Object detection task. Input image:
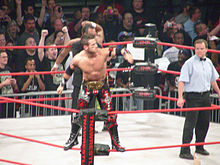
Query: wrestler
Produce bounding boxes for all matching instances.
[57,34,133,152]
[52,21,104,150]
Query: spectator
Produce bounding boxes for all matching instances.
[194,22,220,42]
[38,29,65,115]
[45,18,64,44]
[53,4,67,24]
[68,8,81,39]
[90,12,104,27]
[44,4,66,35]
[129,0,154,32]
[67,6,91,39]
[0,32,14,69]
[16,0,46,32]
[0,32,6,47]
[0,2,18,21]
[21,0,35,12]
[43,0,56,24]
[16,14,40,46]
[17,57,45,116]
[0,5,12,33]
[175,2,192,24]
[183,6,201,42]
[14,37,40,72]
[5,20,20,45]
[162,31,185,63]
[160,19,192,47]
[5,39,15,70]
[194,22,220,66]
[102,6,121,42]
[96,0,124,15]
[17,57,45,93]
[0,50,19,118]
[166,49,191,109]
[1,3,10,17]
[118,11,135,35]
[53,26,70,55]
[38,29,64,91]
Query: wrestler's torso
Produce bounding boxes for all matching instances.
[75,49,107,81]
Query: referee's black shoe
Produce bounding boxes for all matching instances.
[195,149,210,155]
[179,153,193,160]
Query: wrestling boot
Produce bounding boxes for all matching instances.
[108,125,125,152]
[64,123,80,151]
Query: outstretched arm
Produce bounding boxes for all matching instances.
[51,38,80,71]
[15,0,22,26]
[209,23,220,36]
[38,29,48,62]
[37,0,47,28]
[62,26,71,45]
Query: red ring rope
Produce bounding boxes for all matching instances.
[1,40,220,54]
[0,96,79,113]
[0,158,30,165]
[0,45,71,49]
[1,68,220,82]
[0,132,80,151]
[1,131,219,154]
[1,93,219,114]
[108,105,220,115]
[115,141,220,152]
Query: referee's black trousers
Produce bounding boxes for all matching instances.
[180,92,211,154]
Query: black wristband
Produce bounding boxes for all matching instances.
[60,77,67,87]
[66,65,74,76]
[116,46,123,56]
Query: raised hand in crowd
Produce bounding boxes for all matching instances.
[62,26,70,45]
[40,29,48,42]
[38,29,48,62]
[15,0,22,26]
[15,0,22,4]
[163,18,176,32]
[62,26,68,33]
[103,7,121,21]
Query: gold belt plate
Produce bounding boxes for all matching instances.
[84,81,104,90]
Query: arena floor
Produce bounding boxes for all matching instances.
[0,113,219,165]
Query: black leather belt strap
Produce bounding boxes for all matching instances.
[185,91,210,96]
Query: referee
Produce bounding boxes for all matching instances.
[177,39,220,159]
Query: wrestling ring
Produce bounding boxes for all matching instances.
[0,39,220,165]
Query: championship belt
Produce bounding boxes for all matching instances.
[84,81,104,90]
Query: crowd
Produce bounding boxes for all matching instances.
[0,0,219,115]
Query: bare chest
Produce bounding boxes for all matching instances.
[79,56,106,73]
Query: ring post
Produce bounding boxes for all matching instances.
[81,108,95,165]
